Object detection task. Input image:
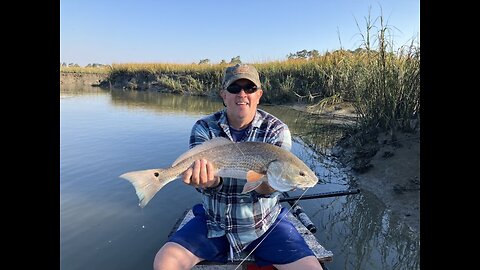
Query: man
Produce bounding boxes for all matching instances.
[154,64,323,270]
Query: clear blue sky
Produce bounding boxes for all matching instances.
[60,0,419,66]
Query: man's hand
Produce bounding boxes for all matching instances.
[183,159,221,189]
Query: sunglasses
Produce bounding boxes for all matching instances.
[226,83,259,94]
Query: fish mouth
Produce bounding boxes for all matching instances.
[268,177,316,192]
[297,179,319,188]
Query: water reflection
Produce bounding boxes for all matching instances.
[109,90,224,116]
[338,191,419,270]
[104,88,349,154]
[263,105,350,155]
[60,87,419,270]
[60,85,110,97]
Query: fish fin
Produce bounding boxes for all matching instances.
[172,137,233,166]
[246,170,266,182]
[119,169,169,208]
[242,181,263,194]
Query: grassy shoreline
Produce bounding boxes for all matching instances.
[61,43,419,132]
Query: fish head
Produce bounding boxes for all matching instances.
[266,160,318,192]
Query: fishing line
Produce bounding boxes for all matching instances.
[233,142,246,159]
[233,187,311,270]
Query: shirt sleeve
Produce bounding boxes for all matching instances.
[189,120,211,149]
[268,124,292,151]
[277,127,292,151]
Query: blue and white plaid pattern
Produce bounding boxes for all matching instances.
[189,108,292,253]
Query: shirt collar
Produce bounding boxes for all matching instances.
[218,109,263,132]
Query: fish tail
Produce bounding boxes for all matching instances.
[119,169,169,208]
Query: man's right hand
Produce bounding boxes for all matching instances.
[183,159,221,189]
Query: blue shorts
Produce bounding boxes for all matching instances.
[168,204,315,266]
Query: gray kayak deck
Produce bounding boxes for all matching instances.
[170,209,333,269]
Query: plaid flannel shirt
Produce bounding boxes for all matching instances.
[189,108,292,253]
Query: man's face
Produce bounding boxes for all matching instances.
[221,79,263,121]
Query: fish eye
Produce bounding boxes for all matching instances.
[299,171,305,177]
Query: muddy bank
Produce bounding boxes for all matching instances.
[60,72,108,87]
[332,130,420,232]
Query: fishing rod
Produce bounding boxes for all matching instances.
[280,188,360,203]
[281,188,360,233]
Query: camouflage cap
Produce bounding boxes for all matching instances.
[222,64,261,89]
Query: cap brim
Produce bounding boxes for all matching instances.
[224,74,261,88]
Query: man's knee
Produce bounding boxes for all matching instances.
[154,242,202,270]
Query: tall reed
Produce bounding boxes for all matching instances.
[348,11,420,134]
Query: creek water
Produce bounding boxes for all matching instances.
[60,86,419,270]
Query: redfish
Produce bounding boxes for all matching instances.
[120,137,318,207]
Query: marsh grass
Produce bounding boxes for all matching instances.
[60,66,111,74]
[106,63,225,95]
[349,11,420,134]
